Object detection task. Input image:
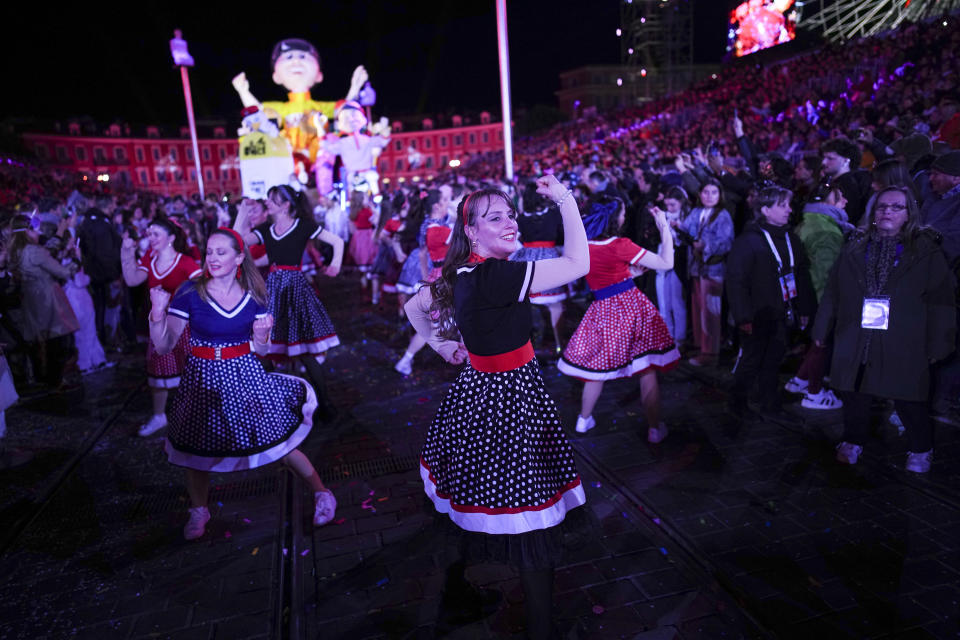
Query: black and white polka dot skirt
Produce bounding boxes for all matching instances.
[420,358,586,539]
[266,269,340,358]
[165,339,317,472]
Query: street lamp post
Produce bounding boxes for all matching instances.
[169,29,205,198]
[495,0,514,181]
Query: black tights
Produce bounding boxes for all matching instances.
[299,355,333,414]
[520,567,555,640]
[444,560,555,640]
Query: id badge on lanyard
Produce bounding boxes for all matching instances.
[861,296,890,330]
[779,272,798,302]
[762,229,796,301]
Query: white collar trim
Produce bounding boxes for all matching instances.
[270,218,299,240]
[208,292,252,319]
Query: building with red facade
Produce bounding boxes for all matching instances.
[22,114,505,196]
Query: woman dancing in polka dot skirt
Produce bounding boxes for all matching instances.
[148,228,336,540]
[120,217,201,437]
[558,195,680,443]
[234,185,344,420]
[405,175,589,639]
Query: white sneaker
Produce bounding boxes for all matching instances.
[313,490,337,526]
[835,441,863,465]
[801,389,843,410]
[138,414,167,437]
[784,377,809,394]
[906,450,932,473]
[183,506,210,540]
[647,422,669,444]
[575,415,595,433]
[394,356,413,376]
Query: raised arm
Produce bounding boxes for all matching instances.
[233,200,262,246]
[529,175,589,293]
[316,228,344,276]
[636,207,674,271]
[148,286,187,355]
[120,235,148,287]
[231,72,260,108]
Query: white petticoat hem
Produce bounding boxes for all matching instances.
[558,346,681,381]
[164,374,316,472]
[420,459,586,534]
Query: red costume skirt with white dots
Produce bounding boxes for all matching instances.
[559,286,680,381]
[146,327,190,389]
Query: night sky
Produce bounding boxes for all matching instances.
[6,1,730,127]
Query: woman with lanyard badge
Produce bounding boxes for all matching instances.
[120,217,201,437]
[726,185,816,422]
[233,185,344,420]
[404,175,588,639]
[812,186,955,472]
[558,195,680,442]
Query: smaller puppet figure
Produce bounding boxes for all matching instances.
[322,100,391,196]
[237,106,295,199]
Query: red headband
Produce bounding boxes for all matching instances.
[217,227,245,253]
[461,193,472,227]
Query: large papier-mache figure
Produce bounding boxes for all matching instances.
[322,99,391,196]
[232,38,367,194]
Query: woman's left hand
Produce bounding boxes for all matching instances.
[253,314,274,344]
[324,264,341,277]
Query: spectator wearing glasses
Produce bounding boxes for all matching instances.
[812,186,956,472]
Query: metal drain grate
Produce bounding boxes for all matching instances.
[317,454,420,480]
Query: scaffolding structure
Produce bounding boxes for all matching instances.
[799,0,960,42]
[620,0,694,99]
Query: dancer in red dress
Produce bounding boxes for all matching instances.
[120,217,201,437]
[558,196,680,443]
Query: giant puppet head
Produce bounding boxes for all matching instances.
[271,39,323,94]
[335,100,368,134]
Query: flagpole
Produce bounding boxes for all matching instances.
[495,0,514,181]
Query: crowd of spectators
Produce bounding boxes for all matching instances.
[1,12,958,468]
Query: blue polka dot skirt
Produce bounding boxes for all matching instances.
[396,248,433,295]
[559,287,680,381]
[266,269,340,358]
[165,338,317,472]
[420,358,586,535]
[511,246,568,305]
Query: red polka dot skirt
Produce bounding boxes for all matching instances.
[146,326,190,389]
[559,286,680,381]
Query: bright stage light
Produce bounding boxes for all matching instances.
[449,159,461,168]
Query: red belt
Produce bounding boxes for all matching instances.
[469,341,535,373]
[270,264,301,272]
[523,241,556,248]
[191,342,251,361]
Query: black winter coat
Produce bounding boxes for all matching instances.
[725,221,816,327]
[811,230,957,401]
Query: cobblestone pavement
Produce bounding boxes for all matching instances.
[1,271,958,639]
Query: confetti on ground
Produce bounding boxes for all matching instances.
[376,578,389,587]
[593,482,602,488]
[334,518,346,525]
[369,490,376,496]
[251,547,259,556]
[224,531,232,539]
[653,518,661,525]
[300,549,310,557]
[377,497,388,502]
[659,547,668,555]
[243,518,251,524]
[283,548,288,556]
[592,605,605,615]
